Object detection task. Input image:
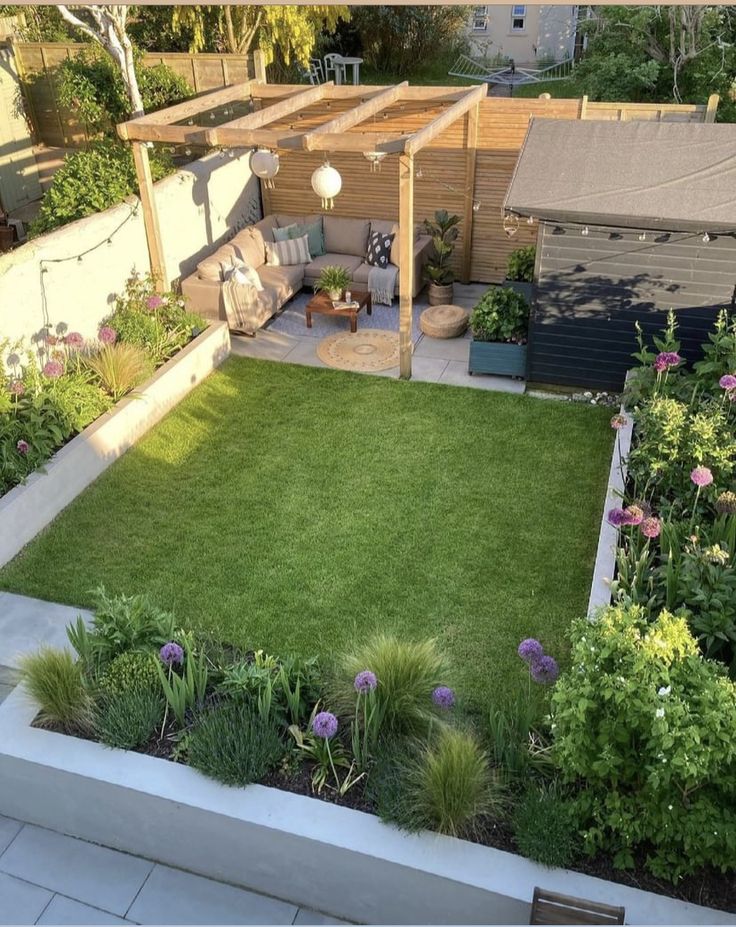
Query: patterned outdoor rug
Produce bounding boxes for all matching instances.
[317,329,400,372]
[266,292,424,342]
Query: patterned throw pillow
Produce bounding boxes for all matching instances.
[366,230,395,268]
[265,234,311,266]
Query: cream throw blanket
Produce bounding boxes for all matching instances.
[222,278,261,333]
[368,264,398,307]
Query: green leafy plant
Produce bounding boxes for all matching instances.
[96,689,164,749]
[85,342,154,401]
[693,310,736,387]
[488,695,554,786]
[188,701,285,786]
[289,705,364,796]
[314,265,352,297]
[506,246,536,283]
[156,642,208,728]
[470,287,529,344]
[513,783,580,868]
[19,648,94,733]
[218,651,319,727]
[98,650,161,697]
[422,209,460,286]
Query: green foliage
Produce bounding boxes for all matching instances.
[333,634,450,740]
[217,651,320,727]
[30,142,173,237]
[19,648,94,733]
[156,642,208,728]
[85,343,153,401]
[423,210,460,285]
[188,701,285,786]
[488,695,553,786]
[289,706,363,796]
[513,783,580,868]
[574,52,661,102]
[693,310,736,386]
[314,265,352,296]
[96,689,164,750]
[506,246,536,283]
[98,650,161,697]
[551,604,736,880]
[470,287,529,344]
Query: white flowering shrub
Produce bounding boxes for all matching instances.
[550,604,736,880]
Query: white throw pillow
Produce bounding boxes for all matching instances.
[265,234,311,267]
[225,257,264,291]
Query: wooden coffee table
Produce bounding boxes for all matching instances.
[305,290,371,334]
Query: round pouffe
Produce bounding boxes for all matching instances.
[420,304,469,339]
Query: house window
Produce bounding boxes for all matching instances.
[511,4,526,31]
[472,6,488,31]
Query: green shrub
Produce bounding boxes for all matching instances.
[187,702,285,786]
[96,689,164,749]
[85,343,154,400]
[469,287,529,344]
[30,142,173,237]
[19,648,94,733]
[506,246,536,283]
[333,634,450,740]
[98,650,161,697]
[513,784,580,868]
[551,604,736,880]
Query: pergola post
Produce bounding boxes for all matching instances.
[398,152,414,380]
[131,141,166,292]
[460,102,480,285]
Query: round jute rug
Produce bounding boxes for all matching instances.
[317,329,400,372]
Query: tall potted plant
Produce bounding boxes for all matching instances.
[422,209,460,306]
[468,286,529,377]
[315,265,352,302]
[504,245,535,302]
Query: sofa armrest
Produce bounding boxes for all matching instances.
[412,234,433,297]
[180,275,224,322]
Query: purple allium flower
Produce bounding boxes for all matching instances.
[145,295,164,311]
[64,331,84,349]
[715,491,736,515]
[640,516,662,539]
[623,505,644,526]
[518,638,544,664]
[16,439,29,455]
[690,466,714,487]
[42,360,63,378]
[9,380,25,396]
[607,507,629,528]
[354,670,378,693]
[531,655,560,685]
[6,352,20,368]
[159,641,184,666]
[610,413,628,430]
[432,685,456,709]
[98,326,117,345]
[654,351,681,373]
[718,374,736,392]
[312,711,338,739]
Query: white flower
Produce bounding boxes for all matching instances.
[658,685,671,697]
[668,804,673,811]
[656,707,665,718]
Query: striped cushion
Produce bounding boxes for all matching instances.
[265,233,311,266]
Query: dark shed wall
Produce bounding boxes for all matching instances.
[529,223,736,390]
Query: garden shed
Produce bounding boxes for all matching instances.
[504,119,736,390]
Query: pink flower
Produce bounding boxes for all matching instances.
[610,413,628,430]
[640,516,661,539]
[719,374,736,391]
[690,466,713,487]
[9,380,25,396]
[623,505,644,526]
[16,439,29,455]
[64,331,84,349]
[42,360,64,378]
[98,326,117,345]
[44,334,59,347]
[654,351,681,373]
[145,295,164,311]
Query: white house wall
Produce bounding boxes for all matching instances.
[467,4,577,65]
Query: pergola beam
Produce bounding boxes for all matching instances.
[404,83,486,155]
[302,82,408,151]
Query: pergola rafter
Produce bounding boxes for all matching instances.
[117,80,486,379]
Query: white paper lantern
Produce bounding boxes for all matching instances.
[363,151,387,173]
[311,162,342,209]
[250,149,279,189]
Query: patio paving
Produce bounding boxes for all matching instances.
[230,284,525,395]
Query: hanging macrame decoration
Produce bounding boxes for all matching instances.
[250,149,280,189]
[311,162,342,209]
[363,151,387,173]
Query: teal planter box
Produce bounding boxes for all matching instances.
[468,339,527,378]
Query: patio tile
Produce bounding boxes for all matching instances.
[375,356,449,383]
[0,815,23,856]
[281,339,328,369]
[36,895,131,925]
[414,333,471,362]
[0,825,153,916]
[438,361,525,394]
[293,909,350,925]
[230,331,298,361]
[0,872,52,925]
[0,593,90,669]
[126,864,298,925]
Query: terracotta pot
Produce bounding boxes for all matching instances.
[428,282,453,306]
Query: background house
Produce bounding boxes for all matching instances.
[466,4,579,65]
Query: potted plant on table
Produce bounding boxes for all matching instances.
[422,209,460,306]
[468,286,529,377]
[315,265,352,303]
[504,245,536,302]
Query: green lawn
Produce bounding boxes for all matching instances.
[0,358,613,708]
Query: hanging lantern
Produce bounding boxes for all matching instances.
[363,151,387,173]
[250,149,280,189]
[311,162,342,209]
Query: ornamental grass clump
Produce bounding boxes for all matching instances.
[96,689,164,750]
[19,648,94,734]
[84,342,154,401]
[513,783,580,869]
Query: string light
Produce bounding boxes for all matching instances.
[638,232,647,241]
[702,232,711,243]
[581,226,589,236]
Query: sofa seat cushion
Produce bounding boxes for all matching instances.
[352,261,400,289]
[304,253,363,280]
[323,217,369,258]
[257,263,304,303]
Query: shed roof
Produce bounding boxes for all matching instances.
[504,119,736,233]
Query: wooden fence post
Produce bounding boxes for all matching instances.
[705,93,719,123]
[131,141,167,292]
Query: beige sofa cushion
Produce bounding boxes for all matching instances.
[197,242,238,281]
[252,216,277,243]
[370,219,400,267]
[304,253,363,280]
[275,213,322,229]
[230,228,266,269]
[258,263,304,303]
[323,216,369,259]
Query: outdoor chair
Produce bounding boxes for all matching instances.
[323,53,346,84]
[529,888,625,925]
[309,58,325,84]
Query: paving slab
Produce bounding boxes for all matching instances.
[414,333,471,362]
[294,909,350,925]
[0,825,152,916]
[281,339,328,369]
[36,895,131,925]
[438,360,526,394]
[230,331,298,361]
[126,864,298,925]
[0,814,22,855]
[0,871,52,925]
[0,593,90,668]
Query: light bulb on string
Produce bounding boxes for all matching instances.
[638,232,647,241]
[702,232,711,243]
[526,216,534,225]
[581,226,589,236]
[472,200,481,213]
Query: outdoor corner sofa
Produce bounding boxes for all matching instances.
[180,213,432,334]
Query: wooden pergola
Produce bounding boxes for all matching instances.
[117,79,486,378]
